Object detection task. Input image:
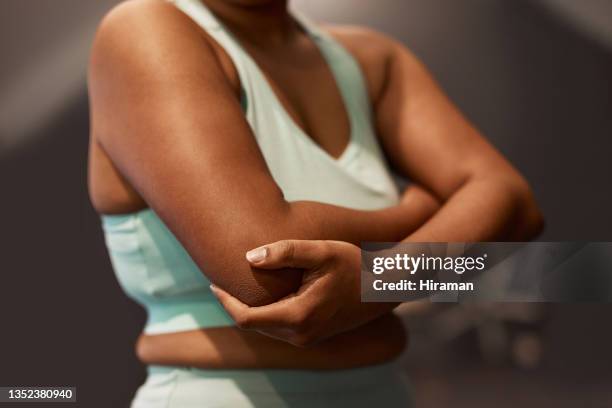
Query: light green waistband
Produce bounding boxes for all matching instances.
[145,300,234,334]
[147,360,403,392]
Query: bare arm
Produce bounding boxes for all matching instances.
[372,31,544,242]
[88,2,434,306]
[211,29,545,345]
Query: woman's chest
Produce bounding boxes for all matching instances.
[246,42,352,160]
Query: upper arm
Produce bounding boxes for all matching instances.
[356,31,526,200]
[89,1,300,305]
[332,27,542,240]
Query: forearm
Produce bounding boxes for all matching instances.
[404,176,544,243]
[289,186,440,245]
[351,177,543,327]
[192,194,435,307]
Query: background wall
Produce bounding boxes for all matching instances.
[1,1,611,407]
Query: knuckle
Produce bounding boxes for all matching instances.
[278,241,295,263]
[293,308,320,336]
[234,313,251,329]
[288,309,308,331]
[287,313,302,331]
[320,241,340,263]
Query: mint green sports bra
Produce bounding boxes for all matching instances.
[102,0,400,335]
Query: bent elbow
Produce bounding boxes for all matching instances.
[205,227,303,307]
[237,263,302,307]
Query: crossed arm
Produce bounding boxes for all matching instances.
[90,3,541,316]
[211,29,545,345]
[365,28,543,243]
[88,2,438,307]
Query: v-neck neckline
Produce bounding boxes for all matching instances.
[216,10,359,165]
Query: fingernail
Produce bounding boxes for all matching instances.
[246,246,268,263]
[209,284,218,294]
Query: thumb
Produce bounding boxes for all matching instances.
[246,240,332,270]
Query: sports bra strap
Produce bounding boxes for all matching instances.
[171,0,253,83]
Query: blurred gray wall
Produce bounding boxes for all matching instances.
[0,1,116,149]
[1,1,611,407]
[540,0,612,48]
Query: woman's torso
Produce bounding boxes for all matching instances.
[90,0,406,370]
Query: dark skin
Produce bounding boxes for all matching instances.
[89,0,543,368]
[89,0,439,306]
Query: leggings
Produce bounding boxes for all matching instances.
[131,361,414,408]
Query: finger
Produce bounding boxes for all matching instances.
[245,240,332,269]
[209,284,252,327]
[211,284,316,330]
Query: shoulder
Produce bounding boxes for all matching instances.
[322,24,420,103]
[93,0,200,52]
[89,0,239,92]
[90,1,204,77]
[325,25,397,58]
[325,24,423,70]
